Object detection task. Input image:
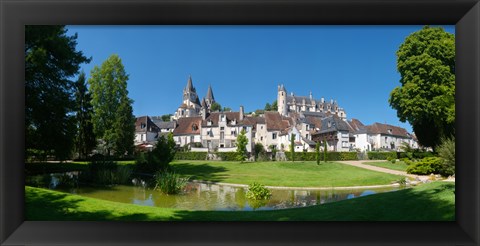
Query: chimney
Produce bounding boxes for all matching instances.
[321,97,324,103]
[239,106,244,121]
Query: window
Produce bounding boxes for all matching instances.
[260,136,263,141]
[190,136,194,143]
[141,123,146,129]
[220,132,224,141]
[385,136,388,143]
[342,141,348,148]
[306,134,309,139]
[272,133,277,139]
[220,127,224,130]
[192,123,198,131]
[306,125,310,131]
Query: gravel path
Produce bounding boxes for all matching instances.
[337,160,420,178]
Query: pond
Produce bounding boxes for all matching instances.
[27,172,404,211]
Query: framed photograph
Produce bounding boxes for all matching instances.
[1,0,478,245]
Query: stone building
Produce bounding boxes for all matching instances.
[277,84,347,119]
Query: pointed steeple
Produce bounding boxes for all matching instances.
[206,84,214,101]
[186,75,194,92]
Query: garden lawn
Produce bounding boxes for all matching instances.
[171,160,402,187]
[26,181,455,221]
[362,161,409,172]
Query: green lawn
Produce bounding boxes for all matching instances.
[26,181,455,221]
[26,160,403,187]
[171,160,402,187]
[362,161,409,172]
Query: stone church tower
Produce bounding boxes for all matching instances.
[277,84,288,116]
[174,76,202,119]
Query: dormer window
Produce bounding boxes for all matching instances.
[220,114,226,122]
[207,119,212,126]
[192,123,198,131]
[140,123,146,129]
[388,129,392,134]
[328,121,331,128]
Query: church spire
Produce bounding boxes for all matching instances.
[186,75,194,92]
[206,84,214,101]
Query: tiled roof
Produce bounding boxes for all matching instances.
[347,118,367,134]
[173,116,202,136]
[135,116,161,133]
[365,123,411,138]
[265,111,290,132]
[155,121,176,129]
[315,115,350,134]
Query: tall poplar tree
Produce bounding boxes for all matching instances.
[74,71,96,159]
[25,25,90,161]
[89,54,135,156]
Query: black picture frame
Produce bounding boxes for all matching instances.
[1,0,479,245]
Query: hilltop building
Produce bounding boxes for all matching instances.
[277,84,347,119]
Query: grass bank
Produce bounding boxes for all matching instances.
[170,160,402,187]
[26,181,455,221]
[362,161,409,172]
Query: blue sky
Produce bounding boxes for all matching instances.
[66,25,455,133]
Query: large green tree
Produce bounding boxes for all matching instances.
[89,54,135,156]
[74,71,97,159]
[389,26,455,149]
[25,25,91,161]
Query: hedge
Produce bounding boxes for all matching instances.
[173,152,208,160]
[284,151,358,161]
[367,152,397,160]
[396,151,435,159]
[215,152,239,161]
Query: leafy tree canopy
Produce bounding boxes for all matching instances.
[89,54,135,156]
[25,25,91,160]
[74,71,97,159]
[389,26,455,148]
[210,102,222,112]
[161,114,173,122]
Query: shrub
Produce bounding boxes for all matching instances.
[406,157,444,175]
[268,144,277,161]
[174,152,208,160]
[216,152,239,161]
[284,152,358,161]
[391,159,396,164]
[254,143,265,161]
[367,151,397,160]
[135,133,176,173]
[154,170,189,195]
[437,137,455,176]
[246,182,272,200]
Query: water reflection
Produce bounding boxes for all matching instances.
[28,173,402,211]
